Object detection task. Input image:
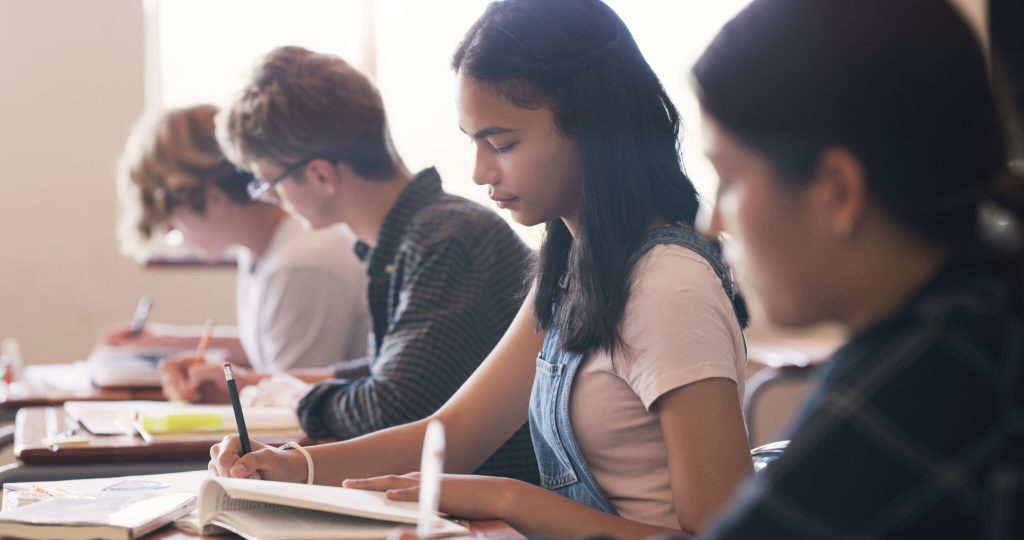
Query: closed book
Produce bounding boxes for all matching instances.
[0,491,194,539]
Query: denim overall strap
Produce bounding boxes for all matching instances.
[528,223,744,514]
[529,321,619,514]
[628,224,742,317]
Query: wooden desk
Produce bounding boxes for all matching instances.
[14,407,323,466]
[0,362,165,411]
[0,386,166,411]
[147,518,524,539]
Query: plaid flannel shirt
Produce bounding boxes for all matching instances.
[708,259,1024,539]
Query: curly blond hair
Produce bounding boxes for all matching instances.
[116,104,253,260]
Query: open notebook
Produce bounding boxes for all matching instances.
[196,476,469,540]
[2,471,470,540]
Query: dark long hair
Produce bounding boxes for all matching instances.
[693,0,1024,307]
[453,0,713,354]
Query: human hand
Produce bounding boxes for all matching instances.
[99,321,182,348]
[342,473,517,520]
[208,434,309,482]
[158,354,231,403]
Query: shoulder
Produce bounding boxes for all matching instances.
[262,223,364,284]
[629,243,728,300]
[818,271,1023,437]
[613,244,745,406]
[617,243,743,365]
[885,271,1022,378]
[403,193,530,256]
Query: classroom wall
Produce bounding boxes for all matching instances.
[0,0,236,364]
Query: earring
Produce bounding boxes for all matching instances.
[832,218,853,239]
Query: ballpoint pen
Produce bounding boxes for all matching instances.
[128,295,154,337]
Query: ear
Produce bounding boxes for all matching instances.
[305,159,344,196]
[807,148,868,239]
[203,185,230,217]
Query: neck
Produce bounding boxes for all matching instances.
[232,204,288,260]
[562,211,581,239]
[837,230,948,333]
[343,164,414,246]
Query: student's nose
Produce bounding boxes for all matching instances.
[472,145,499,186]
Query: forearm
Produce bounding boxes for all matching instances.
[300,397,502,486]
[306,417,431,485]
[297,351,464,439]
[329,357,372,379]
[502,481,689,540]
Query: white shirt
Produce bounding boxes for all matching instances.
[235,218,369,372]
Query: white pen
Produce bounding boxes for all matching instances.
[417,420,445,538]
[128,294,154,337]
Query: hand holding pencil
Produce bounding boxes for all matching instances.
[223,363,252,456]
[158,319,234,402]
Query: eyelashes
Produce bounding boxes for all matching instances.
[467,138,518,155]
[491,143,516,154]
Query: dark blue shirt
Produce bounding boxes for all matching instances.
[708,259,1024,539]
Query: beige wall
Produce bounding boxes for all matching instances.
[0,0,236,364]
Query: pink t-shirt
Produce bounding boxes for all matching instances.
[569,244,746,528]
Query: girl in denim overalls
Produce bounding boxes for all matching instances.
[211,0,753,537]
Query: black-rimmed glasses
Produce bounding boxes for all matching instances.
[246,158,316,202]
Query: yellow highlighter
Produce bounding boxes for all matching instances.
[138,411,224,434]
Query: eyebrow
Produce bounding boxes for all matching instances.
[459,126,518,139]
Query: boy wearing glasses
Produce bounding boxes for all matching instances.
[215,46,538,483]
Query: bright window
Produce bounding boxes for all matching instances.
[148,0,751,247]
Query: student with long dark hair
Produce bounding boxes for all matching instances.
[693,0,1024,537]
[210,0,752,537]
